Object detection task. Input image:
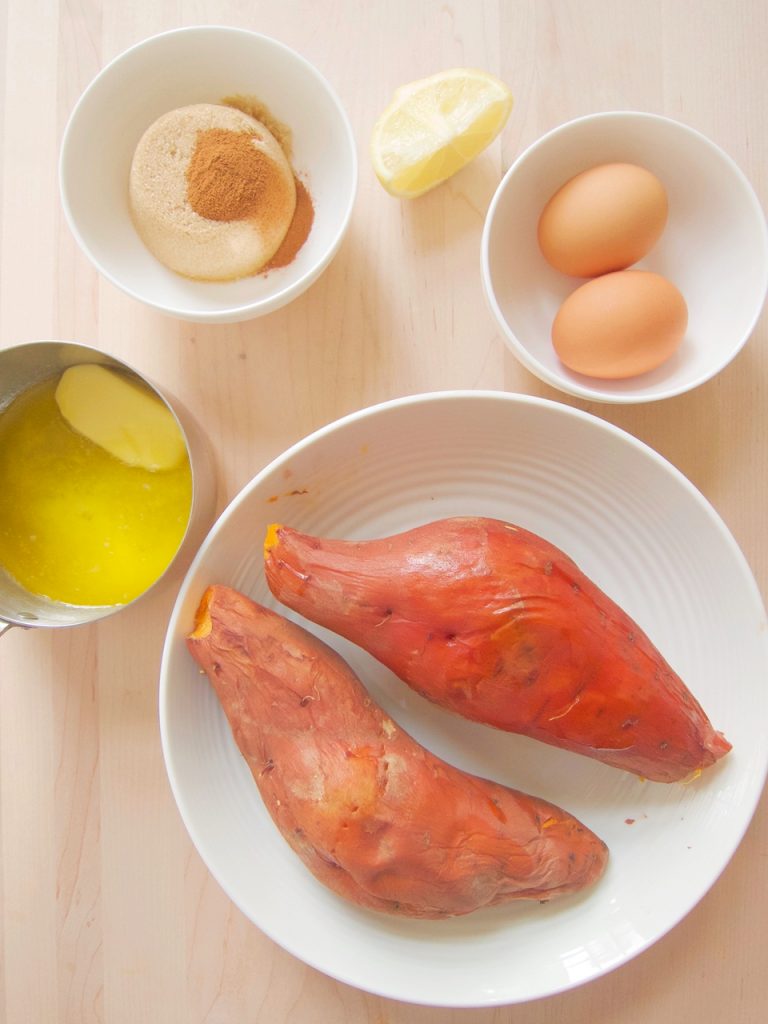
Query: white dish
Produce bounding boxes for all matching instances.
[60,26,357,323]
[159,390,768,1007]
[481,111,768,403]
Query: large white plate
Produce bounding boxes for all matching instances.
[159,391,768,1007]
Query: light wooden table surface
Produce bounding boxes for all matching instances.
[1,1,766,1021]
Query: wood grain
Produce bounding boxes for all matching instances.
[1,1,766,1021]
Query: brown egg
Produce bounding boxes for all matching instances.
[538,163,669,277]
[552,270,688,379]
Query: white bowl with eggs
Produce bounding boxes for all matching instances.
[60,26,357,323]
[481,111,768,403]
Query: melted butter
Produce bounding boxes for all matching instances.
[0,376,192,607]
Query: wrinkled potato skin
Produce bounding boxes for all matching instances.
[264,517,731,783]
[187,585,608,919]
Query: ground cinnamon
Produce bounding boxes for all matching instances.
[222,94,293,159]
[264,177,315,270]
[185,122,314,272]
[185,128,290,225]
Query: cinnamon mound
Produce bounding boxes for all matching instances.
[128,103,296,281]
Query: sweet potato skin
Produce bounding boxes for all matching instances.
[264,517,731,783]
[187,584,608,919]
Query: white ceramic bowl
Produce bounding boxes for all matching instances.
[60,26,357,323]
[159,390,768,1006]
[481,111,768,403]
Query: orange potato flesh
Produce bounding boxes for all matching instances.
[187,584,608,919]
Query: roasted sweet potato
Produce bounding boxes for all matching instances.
[187,584,608,918]
[264,517,731,783]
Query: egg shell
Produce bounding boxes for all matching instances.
[552,270,688,379]
[538,163,669,277]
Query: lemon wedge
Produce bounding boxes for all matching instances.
[370,68,513,198]
[55,364,187,472]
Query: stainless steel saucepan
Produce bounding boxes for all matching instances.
[0,340,217,633]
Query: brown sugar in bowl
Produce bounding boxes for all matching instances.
[129,104,298,282]
[60,26,357,323]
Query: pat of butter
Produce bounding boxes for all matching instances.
[55,364,187,471]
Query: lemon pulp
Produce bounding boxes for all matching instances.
[0,376,192,606]
[370,68,513,198]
